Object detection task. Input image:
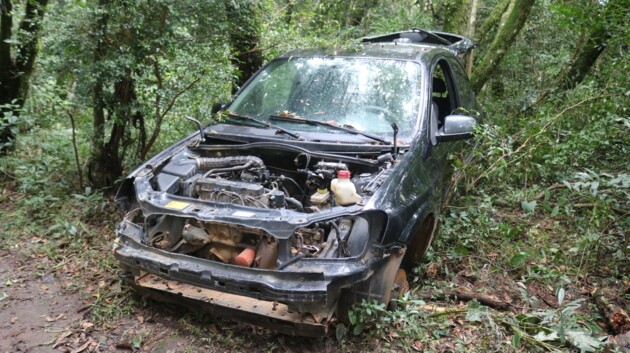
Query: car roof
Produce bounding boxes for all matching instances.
[279,43,452,65]
[277,28,474,65]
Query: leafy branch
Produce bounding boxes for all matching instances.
[471,94,617,187]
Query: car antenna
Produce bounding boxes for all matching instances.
[184,115,205,143]
[391,122,399,160]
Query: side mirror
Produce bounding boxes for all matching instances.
[211,102,226,115]
[436,114,477,142]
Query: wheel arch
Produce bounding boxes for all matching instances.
[401,212,438,269]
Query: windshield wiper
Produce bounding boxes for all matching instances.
[226,112,303,140]
[269,114,391,145]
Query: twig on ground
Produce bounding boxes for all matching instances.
[533,183,566,200]
[419,289,513,311]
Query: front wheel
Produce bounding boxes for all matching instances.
[335,248,406,322]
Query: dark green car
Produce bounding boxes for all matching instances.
[113,29,480,336]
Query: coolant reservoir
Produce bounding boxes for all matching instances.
[330,170,361,206]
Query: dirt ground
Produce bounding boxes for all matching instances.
[0,248,344,353]
[1,228,626,353]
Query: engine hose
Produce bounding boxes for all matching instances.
[195,156,264,171]
[277,253,312,271]
[327,221,344,257]
[201,161,254,179]
[285,196,304,211]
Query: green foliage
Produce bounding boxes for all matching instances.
[0,103,20,151]
[0,0,627,350]
[349,294,606,352]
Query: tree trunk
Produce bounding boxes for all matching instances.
[441,0,470,34]
[0,0,48,155]
[556,8,616,90]
[476,0,511,46]
[465,0,479,76]
[522,0,621,111]
[470,0,535,93]
[225,0,264,92]
[87,1,114,188]
[89,74,136,189]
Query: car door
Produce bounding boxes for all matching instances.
[428,58,461,206]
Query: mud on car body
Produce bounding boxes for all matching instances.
[113,29,480,336]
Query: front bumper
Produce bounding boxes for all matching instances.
[128,273,330,336]
[113,223,393,335]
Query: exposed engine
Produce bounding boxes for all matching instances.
[152,150,391,212]
[140,147,393,269]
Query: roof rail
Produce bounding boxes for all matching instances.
[358,28,476,55]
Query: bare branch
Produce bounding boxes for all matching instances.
[140,77,200,159]
[161,78,199,119]
[67,110,84,190]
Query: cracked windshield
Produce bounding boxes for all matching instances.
[229,57,422,135]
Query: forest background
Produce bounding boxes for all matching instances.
[0,0,628,352]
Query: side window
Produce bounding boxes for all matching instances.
[431,60,458,128]
[447,58,476,112]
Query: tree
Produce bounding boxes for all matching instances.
[519,0,625,111]
[225,0,265,91]
[475,0,511,47]
[471,0,536,92]
[0,0,48,154]
[73,1,233,188]
[440,0,470,34]
[555,0,623,90]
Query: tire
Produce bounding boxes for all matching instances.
[335,249,406,322]
[402,215,436,269]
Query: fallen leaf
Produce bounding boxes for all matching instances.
[70,338,94,353]
[412,340,424,352]
[131,335,142,349]
[53,331,73,349]
[45,313,65,322]
[114,342,133,350]
[109,282,122,296]
[80,321,94,330]
[426,262,440,278]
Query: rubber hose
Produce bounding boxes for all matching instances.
[195,156,264,171]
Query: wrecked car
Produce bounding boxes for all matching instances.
[113,29,480,336]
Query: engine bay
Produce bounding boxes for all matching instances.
[129,145,395,269]
[151,146,394,212]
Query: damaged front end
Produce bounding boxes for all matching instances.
[113,138,403,335]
